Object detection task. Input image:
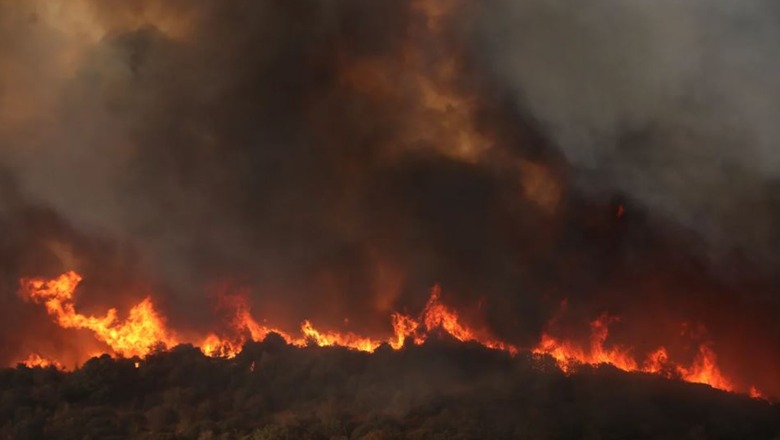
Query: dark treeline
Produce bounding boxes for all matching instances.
[2,336,779,440]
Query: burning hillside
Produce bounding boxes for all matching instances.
[15,270,764,400]
[4,339,780,439]
[2,0,780,436]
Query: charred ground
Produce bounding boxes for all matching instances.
[3,335,779,440]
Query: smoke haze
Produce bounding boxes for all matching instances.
[1,0,779,396]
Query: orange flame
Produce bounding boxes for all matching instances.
[200,333,243,359]
[19,271,177,358]
[676,345,733,391]
[390,313,420,349]
[298,320,382,352]
[13,271,766,399]
[530,314,759,395]
[20,353,63,369]
[421,286,476,342]
[412,285,519,354]
[199,284,512,357]
[533,315,638,372]
[198,292,301,358]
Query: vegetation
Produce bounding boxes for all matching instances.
[2,335,779,439]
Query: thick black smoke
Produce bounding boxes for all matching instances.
[1,0,779,395]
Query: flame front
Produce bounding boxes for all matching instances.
[530,314,755,395]
[532,315,639,373]
[19,271,177,359]
[199,284,512,358]
[15,271,765,399]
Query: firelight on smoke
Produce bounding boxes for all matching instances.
[2,0,777,407]
[19,271,177,359]
[15,271,765,399]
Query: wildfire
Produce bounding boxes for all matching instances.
[676,345,734,391]
[410,285,519,354]
[530,314,758,395]
[390,313,420,349]
[297,321,382,352]
[20,353,62,370]
[750,386,767,400]
[19,271,177,358]
[199,293,297,359]
[200,284,512,358]
[13,271,766,399]
[533,315,638,372]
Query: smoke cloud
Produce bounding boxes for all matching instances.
[472,0,780,260]
[1,0,779,395]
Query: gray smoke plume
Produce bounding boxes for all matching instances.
[471,0,780,261]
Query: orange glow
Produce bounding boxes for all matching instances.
[198,293,300,358]
[297,320,382,352]
[518,160,563,214]
[390,313,420,349]
[20,353,62,369]
[750,386,766,400]
[199,284,513,356]
[676,345,733,391]
[200,333,243,359]
[531,314,753,394]
[19,271,177,358]
[533,315,638,372]
[414,285,519,354]
[642,347,670,374]
[14,271,766,400]
[421,285,476,342]
[336,0,492,164]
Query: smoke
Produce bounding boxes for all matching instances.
[1,0,779,395]
[0,0,542,349]
[470,0,780,261]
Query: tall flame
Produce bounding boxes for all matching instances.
[19,271,177,359]
[403,285,519,354]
